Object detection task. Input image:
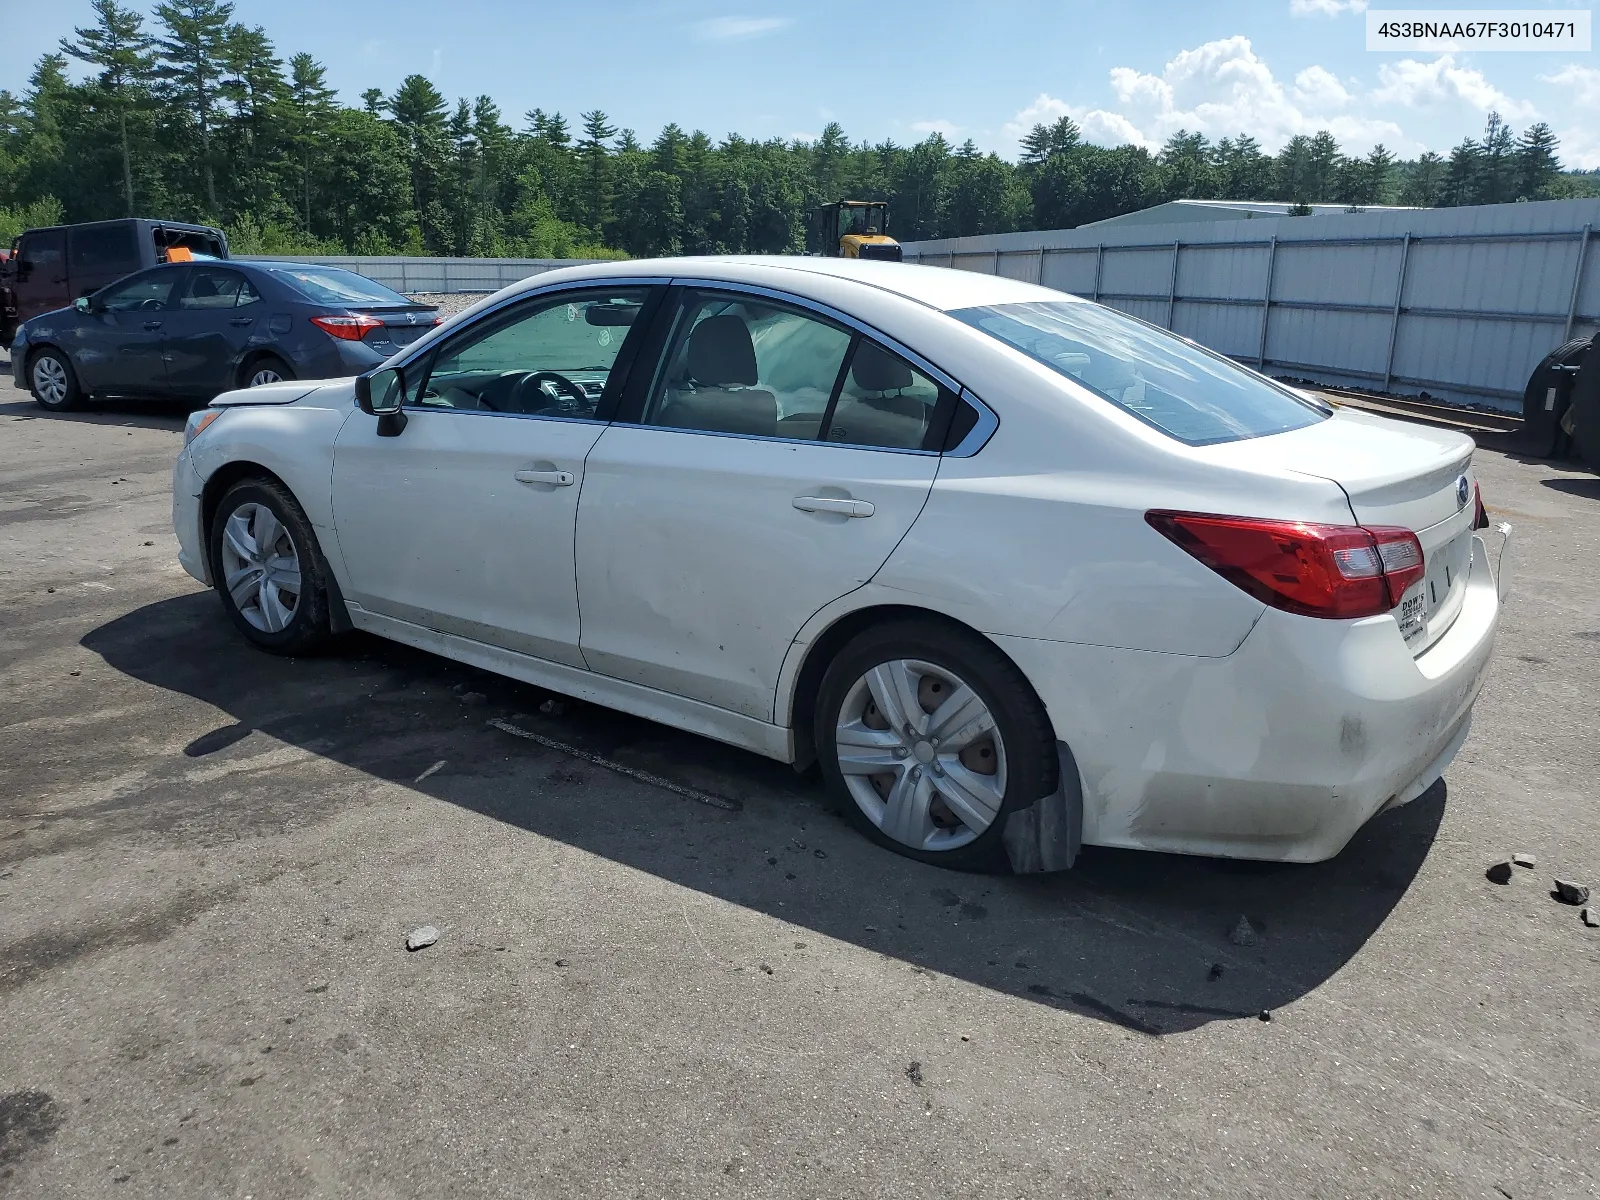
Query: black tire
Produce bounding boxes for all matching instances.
[240,353,294,389]
[814,618,1058,872]
[28,347,85,412]
[208,478,332,655]
[1520,335,1592,459]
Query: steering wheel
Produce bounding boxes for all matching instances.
[510,370,590,415]
[139,297,165,311]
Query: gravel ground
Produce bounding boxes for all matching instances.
[0,378,1597,1199]
[407,292,492,318]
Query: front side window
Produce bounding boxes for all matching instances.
[69,224,138,272]
[645,293,853,439]
[414,288,649,417]
[178,267,250,309]
[952,300,1328,446]
[17,231,64,281]
[96,269,181,312]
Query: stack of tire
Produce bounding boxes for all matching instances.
[1523,335,1599,469]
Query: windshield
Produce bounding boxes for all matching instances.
[269,266,413,307]
[952,300,1329,446]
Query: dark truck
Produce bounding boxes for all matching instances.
[2,218,227,347]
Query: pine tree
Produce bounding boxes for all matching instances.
[60,0,155,216]
[288,53,335,233]
[154,0,235,215]
[1401,151,1445,206]
[576,109,616,236]
[1515,122,1560,200]
[1477,111,1517,203]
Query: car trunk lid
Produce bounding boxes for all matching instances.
[1202,407,1478,655]
[350,304,439,351]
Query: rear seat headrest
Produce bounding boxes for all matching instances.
[851,343,913,392]
[687,315,758,386]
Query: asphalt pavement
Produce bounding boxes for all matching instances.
[1,375,1597,1199]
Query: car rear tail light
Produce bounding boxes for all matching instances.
[310,313,384,341]
[1145,511,1426,620]
[1472,482,1489,529]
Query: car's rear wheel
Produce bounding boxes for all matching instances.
[29,348,84,412]
[815,619,1057,871]
[242,354,293,388]
[209,478,332,654]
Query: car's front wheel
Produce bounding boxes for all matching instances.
[29,348,84,412]
[209,478,332,654]
[815,619,1058,871]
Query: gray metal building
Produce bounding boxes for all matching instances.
[900,198,1600,410]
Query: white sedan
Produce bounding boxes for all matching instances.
[172,257,1508,871]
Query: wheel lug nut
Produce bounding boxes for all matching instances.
[910,767,921,779]
[893,747,908,759]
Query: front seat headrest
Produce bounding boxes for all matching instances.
[851,343,914,392]
[687,315,759,387]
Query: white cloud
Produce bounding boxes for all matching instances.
[910,118,961,139]
[1011,37,1407,155]
[1289,0,1368,14]
[1293,65,1351,107]
[1372,55,1536,120]
[1542,64,1600,108]
[694,16,793,41]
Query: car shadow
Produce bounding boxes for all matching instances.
[0,395,195,430]
[80,593,1445,1037]
[1540,474,1600,499]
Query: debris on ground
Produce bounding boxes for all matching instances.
[1228,916,1259,946]
[413,760,446,783]
[1513,853,1536,869]
[538,698,567,716]
[1581,908,1599,928]
[460,691,487,706]
[554,959,568,967]
[1485,861,1514,885]
[813,849,827,859]
[405,926,440,952]
[1207,963,1225,981]
[759,963,773,975]
[905,1061,923,1086]
[1259,1010,1272,1023]
[1554,879,1590,905]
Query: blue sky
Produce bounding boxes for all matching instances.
[9,1,1600,164]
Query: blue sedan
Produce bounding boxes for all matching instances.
[12,260,440,411]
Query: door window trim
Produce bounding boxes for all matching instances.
[393,282,669,426]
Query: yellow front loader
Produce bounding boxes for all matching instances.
[815,201,902,261]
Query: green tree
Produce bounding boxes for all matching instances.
[287,53,335,232]
[576,109,616,236]
[1399,151,1445,206]
[154,0,235,215]
[389,73,449,249]
[1476,111,1517,203]
[59,0,155,216]
[1515,122,1560,200]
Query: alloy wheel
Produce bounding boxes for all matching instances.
[248,366,283,386]
[219,502,302,633]
[834,658,1007,852]
[32,356,68,405]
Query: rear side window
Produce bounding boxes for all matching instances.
[826,341,946,451]
[952,300,1329,446]
[178,267,250,309]
[69,224,139,272]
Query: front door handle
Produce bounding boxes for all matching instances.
[143,320,163,331]
[228,317,253,327]
[794,495,874,518]
[515,469,575,487]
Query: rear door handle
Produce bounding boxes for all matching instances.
[143,320,163,331]
[794,495,874,518]
[515,469,575,487]
[228,317,253,327]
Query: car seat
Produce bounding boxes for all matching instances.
[656,314,778,437]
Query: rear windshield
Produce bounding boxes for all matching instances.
[267,266,412,307]
[951,300,1329,445]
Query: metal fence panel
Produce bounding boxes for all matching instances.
[901,197,1600,409]
[259,255,606,294]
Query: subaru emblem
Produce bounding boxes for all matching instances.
[1456,475,1471,509]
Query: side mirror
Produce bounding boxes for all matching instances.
[356,367,408,436]
[356,367,404,414]
[74,296,91,313]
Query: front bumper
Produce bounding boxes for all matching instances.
[998,530,1507,863]
[173,446,208,586]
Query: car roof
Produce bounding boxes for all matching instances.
[506,255,1076,313]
